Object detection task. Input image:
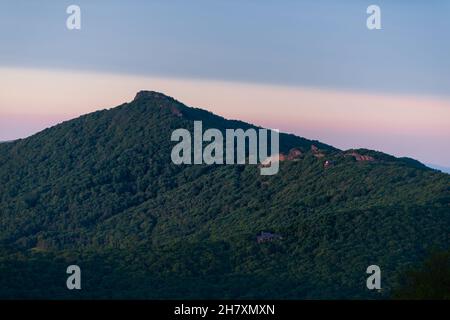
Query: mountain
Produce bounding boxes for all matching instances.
[0,91,449,299]
[426,163,450,175]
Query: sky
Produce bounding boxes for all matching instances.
[1,0,449,168]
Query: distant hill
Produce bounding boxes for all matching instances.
[0,91,449,299]
[426,163,450,174]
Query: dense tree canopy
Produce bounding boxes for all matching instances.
[0,91,448,299]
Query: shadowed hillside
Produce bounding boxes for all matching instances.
[0,91,449,299]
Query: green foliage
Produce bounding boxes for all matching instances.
[0,91,449,299]
[393,250,450,299]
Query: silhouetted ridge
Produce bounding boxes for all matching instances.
[133,90,174,102]
[131,90,184,117]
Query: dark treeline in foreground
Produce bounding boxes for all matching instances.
[0,91,448,299]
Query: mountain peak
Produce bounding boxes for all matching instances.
[133,90,172,101]
[132,90,183,117]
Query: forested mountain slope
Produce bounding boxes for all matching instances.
[0,91,448,299]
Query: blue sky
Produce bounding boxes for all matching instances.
[1,0,449,169]
[1,0,449,97]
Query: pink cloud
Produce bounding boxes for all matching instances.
[1,67,449,166]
